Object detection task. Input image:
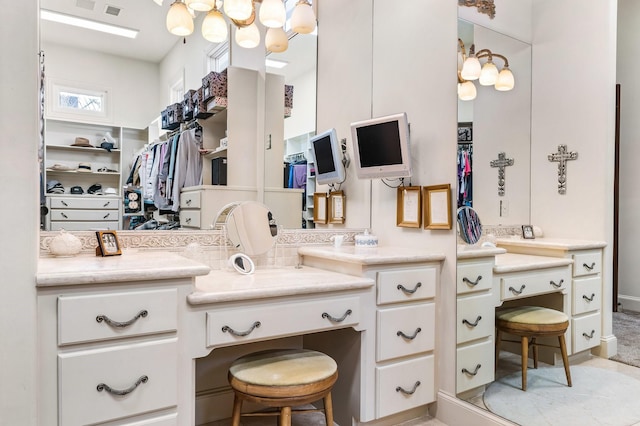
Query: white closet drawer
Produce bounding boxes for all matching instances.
[58,339,178,426]
[572,276,602,315]
[206,297,360,347]
[456,339,494,393]
[377,267,437,305]
[180,191,202,209]
[121,413,177,426]
[377,304,434,362]
[500,267,570,300]
[456,293,495,344]
[572,312,601,353]
[179,210,201,228]
[457,261,494,295]
[50,221,119,231]
[50,209,119,221]
[50,196,120,210]
[573,251,602,277]
[376,355,435,419]
[58,289,178,346]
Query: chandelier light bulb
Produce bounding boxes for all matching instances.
[291,0,316,34]
[265,27,288,52]
[479,60,499,86]
[185,0,215,12]
[461,55,481,81]
[458,80,477,101]
[166,1,194,36]
[259,0,286,28]
[224,0,253,21]
[235,22,260,48]
[495,67,515,91]
[202,7,228,42]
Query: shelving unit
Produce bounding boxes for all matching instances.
[284,131,316,228]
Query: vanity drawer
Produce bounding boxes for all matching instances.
[376,354,435,419]
[58,339,178,426]
[456,339,494,393]
[456,293,495,344]
[457,261,494,295]
[122,414,178,426]
[206,297,360,347]
[377,267,437,305]
[572,276,602,315]
[58,289,178,346]
[49,196,120,210]
[500,268,570,301]
[377,303,434,362]
[180,191,202,209]
[50,208,119,221]
[573,251,602,277]
[572,312,601,353]
[179,209,201,228]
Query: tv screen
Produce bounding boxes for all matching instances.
[309,128,345,185]
[355,121,403,167]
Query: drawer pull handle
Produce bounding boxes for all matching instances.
[583,293,596,302]
[462,316,482,327]
[96,310,148,328]
[97,375,148,396]
[462,275,482,286]
[186,217,192,224]
[186,199,192,206]
[583,262,596,271]
[61,212,68,219]
[509,285,526,295]
[397,282,422,294]
[583,330,596,339]
[61,200,68,207]
[397,327,422,340]
[103,201,111,208]
[550,279,564,288]
[222,321,261,337]
[462,364,482,376]
[103,213,111,219]
[322,309,352,323]
[396,381,421,395]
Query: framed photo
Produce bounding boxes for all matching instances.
[313,192,328,224]
[396,186,422,228]
[96,230,122,256]
[522,225,535,239]
[423,184,452,230]
[458,122,473,142]
[328,191,345,224]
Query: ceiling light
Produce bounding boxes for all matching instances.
[224,0,253,21]
[235,22,260,48]
[201,5,228,43]
[291,0,316,34]
[259,0,286,28]
[265,27,288,53]
[40,9,139,39]
[186,0,215,12]
[457,38,514,100]
[166,0,194,36]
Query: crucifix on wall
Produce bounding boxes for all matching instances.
[548,144,578,194]
[490,152,514,196]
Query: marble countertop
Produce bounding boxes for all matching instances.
[493,253,573,274]
[37,251,211,287]
[496,237,607,251]
[457,245,507,259]
[188,265,375,305]
[298,246,446,265]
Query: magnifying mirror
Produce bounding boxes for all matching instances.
[457,206,483,245]
[228,253,256,275]
[214,201,278,256]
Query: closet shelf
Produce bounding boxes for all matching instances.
[201,146,227,160]
[46,170,120,176]
[47,145,120,154]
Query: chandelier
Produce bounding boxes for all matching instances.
[165,0,316,53]
[458,0,496,19]
[457,39,514,101]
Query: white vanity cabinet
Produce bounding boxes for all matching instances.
[47,194,121,230]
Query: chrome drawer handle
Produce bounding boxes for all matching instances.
[103,201,111,207]
[186,199,192,206]
[222,321,261,337]
[462,364,482,376]
[462,316,482,328]
[509,285,526,295]
[322,309,352,323]
[103,213,111,219]
[397,327,422,340]
[61,212,68,219]
[61,200,68,207]
[397,282,422,294]
[186,217,191,223]
[583,293,596,302]
[583,262,596,271]
[396,381,421,395]
[97,375,148,396]
[462,275,482,286]
[583,330,596,339]
[550,279,564,288]
[96,310,148,328]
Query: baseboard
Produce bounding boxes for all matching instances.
[434,391,517,426]
[617,295,640,313]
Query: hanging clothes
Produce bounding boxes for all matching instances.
[458,143,473,208]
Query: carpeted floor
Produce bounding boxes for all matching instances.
[610,309,640,368]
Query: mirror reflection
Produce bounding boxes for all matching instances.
[215,201,277,257]
[457,206,482,245]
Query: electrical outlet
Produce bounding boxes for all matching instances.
[500,199,509,217]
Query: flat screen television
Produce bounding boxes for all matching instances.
[350,112,412,179]
[309,128,346,185]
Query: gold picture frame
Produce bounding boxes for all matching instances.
[423,184,452,230]
[328,191,346,224]
[313,192,328,224]
[96,230,122,256]
[396,186,422,228]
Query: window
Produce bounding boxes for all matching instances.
[207,42,230,73]
[170,77,184,105]
[48,81,111,122]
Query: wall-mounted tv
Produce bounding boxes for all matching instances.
[309,128,346,185]
[350,112,412,179]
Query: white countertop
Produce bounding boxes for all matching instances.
[298,246,446,265]
[496,237,607,251]
[457,246,507,259]
[188,265,375,305]
[493,253,573,274]
[37,251,210,287]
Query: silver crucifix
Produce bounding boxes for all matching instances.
[547,144,578,194]
[489,152,514,196]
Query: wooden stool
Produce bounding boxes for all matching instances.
[495,306,572,391]
[228,348,338,426]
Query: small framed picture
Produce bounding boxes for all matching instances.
[96,230,122,256]
[458,122,473,142]
[313,192,328,224]
[522,225,535,239]
[397,186,422,228]
[328,191,345,224]
[423,184,452,230]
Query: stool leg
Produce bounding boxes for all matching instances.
[324,391,334,426]
[279,406,292,426]
[521,336,529,391]
[532,337,538,369]
[230,394,242,426]
[558,334,572,387]
[495,329,502,370]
